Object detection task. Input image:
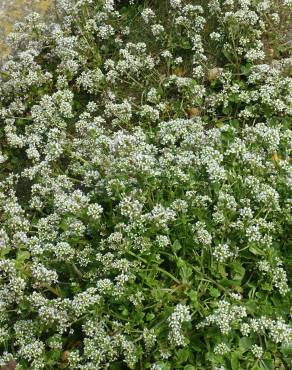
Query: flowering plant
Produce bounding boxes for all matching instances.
[0,1,291,369]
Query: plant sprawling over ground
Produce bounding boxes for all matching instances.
[0,0,291,369]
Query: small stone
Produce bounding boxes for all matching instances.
[188,107,200,117]
[1,360,17,370]
[207,67,221,81]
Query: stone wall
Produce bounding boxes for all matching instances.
[0,0,52,59]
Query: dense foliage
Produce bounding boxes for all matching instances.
[0,1,291,369]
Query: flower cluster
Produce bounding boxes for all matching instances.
[167,304,191,347]
[0,0,291,369]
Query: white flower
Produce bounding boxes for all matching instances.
[251,344,263,358]
[168,304,191,347]
[151,24,164,37]
[214,342,230,355]
[87,203,103,220]
[213,244,234,263]
[141,8,155,24]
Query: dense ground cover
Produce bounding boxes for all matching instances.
[0,0,291,369]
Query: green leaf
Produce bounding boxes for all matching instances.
[251,364,261,370]
[146,313,155,321]
[172,239,182,253]
[231,261,245,281]
[209,287,221,298]
[249,245,265,256]
[121,308,129,316]
[220,278,241,287]
[176,348,190,364]
[0,247,11,257]
[238,337,252,353]
[259,358,273,369]
[245,300,258,313]
[281,342,292,358]
[15,251,31,270]
[261,282,272,291]
[16,250,30,261]
[231,352,240,370]
[187,290,199,309]
[241,64,252,75]
[218,264,227,277]
[222,106,230,115]
[180,265,193,281]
